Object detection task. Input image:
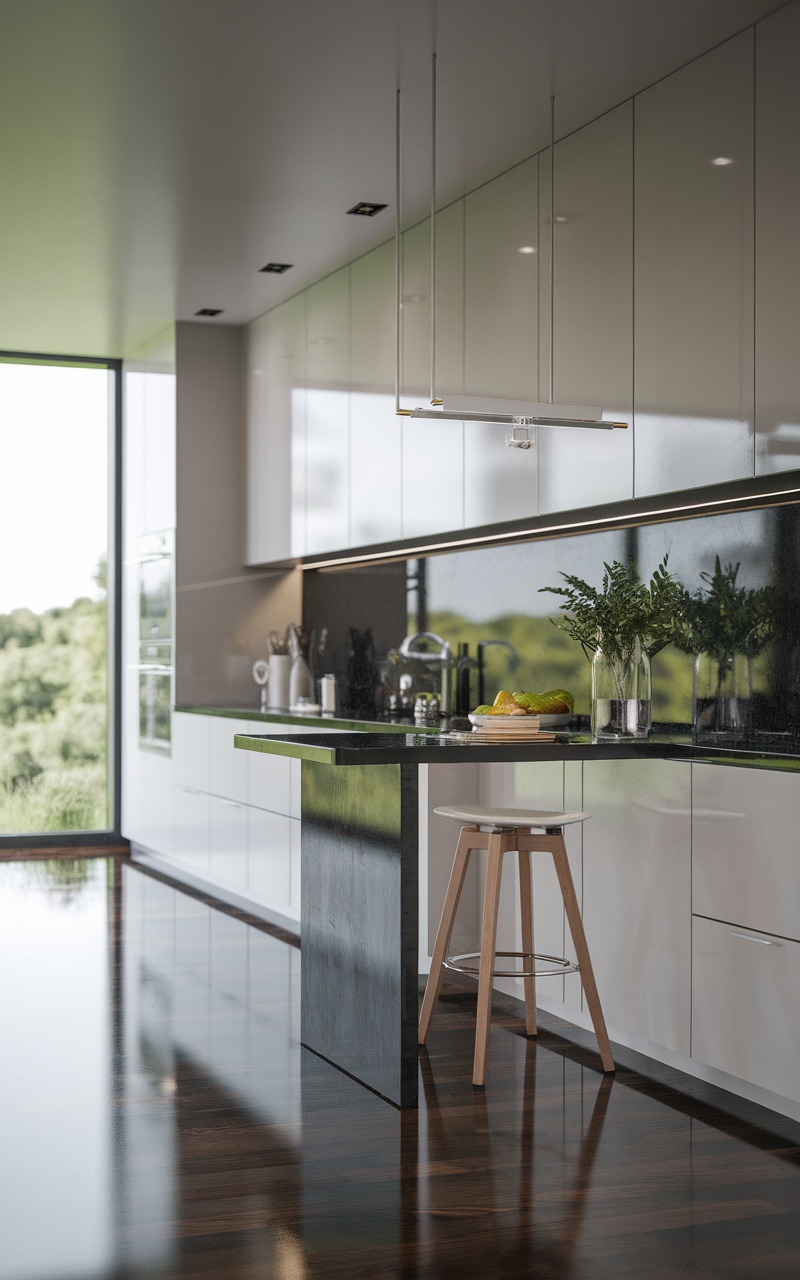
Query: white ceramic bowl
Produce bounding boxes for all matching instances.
[468,712,573,729]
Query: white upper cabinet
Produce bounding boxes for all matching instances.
[463,159,539,527]
[245,293,306,564]
[541,102,634,514]
[634,32,755,495]
[755,4,800,473]
[401,202,465,537]
[305,268,350,555]
[349,242,402,547]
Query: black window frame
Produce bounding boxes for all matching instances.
[0,350,124,848]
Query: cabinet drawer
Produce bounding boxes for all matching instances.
[209,796,248,891]
[247,807,292,910]
[693,763,800,942]
[209,716,251,804]
[692,914,800,1105]
[173,712,210,792]
[173,786,209,876]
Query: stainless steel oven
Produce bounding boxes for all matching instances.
[137,531,174,753]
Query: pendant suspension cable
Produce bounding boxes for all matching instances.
[430,51,438,405]
[549,93,555,406]
[395,87,402,415]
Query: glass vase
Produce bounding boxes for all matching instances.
[591,639,652,740]
[692,652,752,742]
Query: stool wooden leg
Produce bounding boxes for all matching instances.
[419,827,476,1044]
[517,848,537,1037]
[551,835,615,1074]
[473,834,506,1087]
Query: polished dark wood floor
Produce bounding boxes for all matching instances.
[1,853,799,1279]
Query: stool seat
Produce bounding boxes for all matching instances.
[433,803,589,829]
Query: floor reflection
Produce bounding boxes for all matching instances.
[1,855,799,1279]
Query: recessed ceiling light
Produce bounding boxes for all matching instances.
[347,201,388,217]
[403,293,428,305]
[195,308,223,317]
[518,246,537,255]
[710,156,735,166]
[310,337,333,346]
[260,262,293,273]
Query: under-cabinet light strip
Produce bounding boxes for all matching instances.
[300,481,800,571]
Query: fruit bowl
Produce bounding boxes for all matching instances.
[468,712,573,729]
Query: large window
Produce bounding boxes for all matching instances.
[0,356,118,838]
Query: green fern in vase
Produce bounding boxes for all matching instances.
[539,556,685,665]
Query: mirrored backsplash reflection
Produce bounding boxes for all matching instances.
[304,502,800,735]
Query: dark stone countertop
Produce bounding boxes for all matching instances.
[175,703,438,735]
[233,729,800,771]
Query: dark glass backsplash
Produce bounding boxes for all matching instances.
[303,504,800,732]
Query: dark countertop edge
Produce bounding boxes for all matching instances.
[233,731,800,771]
[175,704,438,736]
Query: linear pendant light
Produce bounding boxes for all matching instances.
[394,61,627,439]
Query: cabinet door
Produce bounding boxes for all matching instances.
[172,712,210,793]
[541,102,633,514]
[692,915,800,1106]
[209,796,248,891]
[209,716,249,804]
[349,242,402,546]
[248,806,293,911]
[142,750,174,858]
[755,3,800,473]
[634,32,754,494]
[245,294,306,564]
[582,759,691,1054]
[401,203,465,538]
[463,160,539,527]
[692,763,800,942]
[246,740,292,815]
[305,268,350,554]
[173,785,209,876]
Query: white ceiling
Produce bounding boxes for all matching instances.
[0,0,783,358]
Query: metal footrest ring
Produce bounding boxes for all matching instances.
[444,950,579,979]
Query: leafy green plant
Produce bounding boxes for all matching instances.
[673,558,778,663]
[540,556,685,664]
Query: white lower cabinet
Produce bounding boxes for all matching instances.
[173,712,210,792]
[209,796,248,891]
[582,759,692,1055]
[247,805,294,915]
[246,744,292,814]
[692,914,800,1106]
[209,716,251,805]
[142,751,175,858]
[693,762,800,942]
[173,786,210,876]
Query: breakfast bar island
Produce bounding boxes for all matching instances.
[234,728,799,1109]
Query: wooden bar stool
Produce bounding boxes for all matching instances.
[419,803,615,1085]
